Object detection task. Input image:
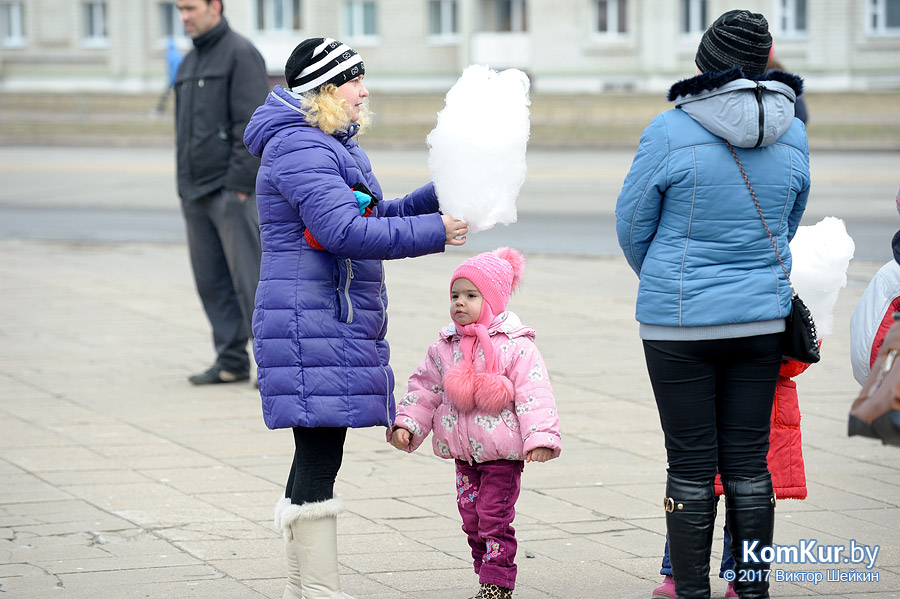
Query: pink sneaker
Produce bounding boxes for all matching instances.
[724,582,738,598]
[651,575,675,599]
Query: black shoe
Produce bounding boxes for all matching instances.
[188,365,250,385]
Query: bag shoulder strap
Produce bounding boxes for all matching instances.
[724,140,796,295]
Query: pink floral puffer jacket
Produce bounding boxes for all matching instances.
[392,312,561,464]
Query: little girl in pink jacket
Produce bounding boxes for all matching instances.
[389,247,561,599]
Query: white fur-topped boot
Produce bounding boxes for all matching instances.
[275,496,357,599]
[274,497,304,599]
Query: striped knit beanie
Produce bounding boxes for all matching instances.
[284,37,365,93]
[695,10,772,76]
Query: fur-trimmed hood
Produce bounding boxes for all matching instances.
[667,67,805,148]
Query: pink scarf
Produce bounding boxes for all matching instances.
[443,306,513,415]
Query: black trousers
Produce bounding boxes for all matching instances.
[180,188,261,373]
[286,427,347,505]
[642,333,782,482]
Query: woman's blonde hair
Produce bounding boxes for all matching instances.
[300,84,372,136]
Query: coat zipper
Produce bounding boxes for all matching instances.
[753,82,765,148]
[383,368,392,426]
[378,263,387,334]
[343,258,354,323]
[378,265,390,424]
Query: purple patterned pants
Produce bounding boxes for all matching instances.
[455,459,524,589]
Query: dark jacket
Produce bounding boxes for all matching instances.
[244,86,447,430]
[175,18,268,201]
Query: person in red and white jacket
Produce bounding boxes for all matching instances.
[851,221,900,385]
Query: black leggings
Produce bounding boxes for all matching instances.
[642,333,782,482]
[286,426,347,505]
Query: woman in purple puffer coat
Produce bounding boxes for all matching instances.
[243,37,467,599]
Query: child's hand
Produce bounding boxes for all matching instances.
[390,427,411,449]
[526,448,553,463]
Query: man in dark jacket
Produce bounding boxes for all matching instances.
[174,0,268,385]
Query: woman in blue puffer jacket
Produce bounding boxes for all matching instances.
[615,11,809,599]
[243,37,467,599]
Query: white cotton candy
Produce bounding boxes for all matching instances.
[789,217,856,338]
[427,64,531,233]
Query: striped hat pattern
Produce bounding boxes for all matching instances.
[284,37,365,94]
[695,10,772,76]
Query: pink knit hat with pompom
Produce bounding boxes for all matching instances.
[450,247,525,321]
[444,248,526,416]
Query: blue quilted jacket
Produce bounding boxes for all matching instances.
[244,85,446,429]
[616,68,811,340]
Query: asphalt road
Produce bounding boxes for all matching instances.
[0,146,896,262]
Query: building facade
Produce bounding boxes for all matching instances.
[1,0,898,93]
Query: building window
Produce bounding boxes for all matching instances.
[429,0,458,38]
[159,2,185,38]
[478,0,527,32]
[594,0,626,35]
[0,1,26,47]
[778,0,806,37]
[682,0,706,34]
[256,0,302,32]
[869,0,900,35]
[83,1,108,46]
[344,1,377,39]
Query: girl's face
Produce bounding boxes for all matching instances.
[450,278,483,326]
[336,75,368,122]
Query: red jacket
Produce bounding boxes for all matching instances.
[715,359,808,499]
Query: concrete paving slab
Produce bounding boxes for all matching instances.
[0,470,72,504]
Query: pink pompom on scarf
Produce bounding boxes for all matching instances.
[443,248,525,415]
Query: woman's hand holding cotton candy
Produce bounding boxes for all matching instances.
[442,214,468,246]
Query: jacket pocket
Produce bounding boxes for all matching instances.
[335,258,354,323]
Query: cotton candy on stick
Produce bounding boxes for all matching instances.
[427,65,530,234]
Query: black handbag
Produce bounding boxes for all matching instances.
[725,141,820,364]
[782,294,821,363]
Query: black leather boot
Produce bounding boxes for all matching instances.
[664,476,717,599]
[724,474,776,599]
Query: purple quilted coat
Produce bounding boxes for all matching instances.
[244,85,447,430]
